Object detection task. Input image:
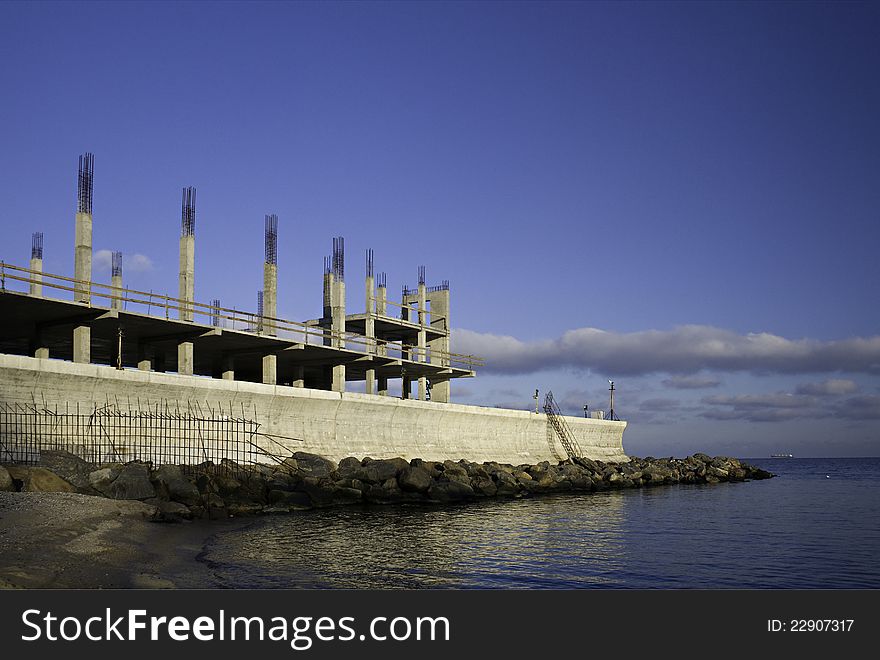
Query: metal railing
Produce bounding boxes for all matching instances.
[0,261,484,370]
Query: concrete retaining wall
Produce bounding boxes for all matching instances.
[0,354,628,465]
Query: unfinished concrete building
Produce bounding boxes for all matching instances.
[0,154,627,465]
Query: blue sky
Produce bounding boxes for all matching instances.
[1,1,878,457]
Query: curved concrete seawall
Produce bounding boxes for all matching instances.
[0,354,628,465]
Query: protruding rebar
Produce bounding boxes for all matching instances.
[77,153,94,214]
[366,248,374,278]
[265,214,278,265]
[418,265,426,285]
[332,236,344,282]
[181,187,196,236]
[111,250,122,277]
[211,299,221,327]
[377,272,386,288]
[31,232,43,260]
[427,280,449,293]
[257,290,264,317]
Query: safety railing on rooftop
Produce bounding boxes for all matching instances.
[0,261,484,371]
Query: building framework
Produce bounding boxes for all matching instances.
[0,154,481,401]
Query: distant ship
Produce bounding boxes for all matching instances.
[770,453,794,458]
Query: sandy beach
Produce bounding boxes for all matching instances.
[0,492,249,589]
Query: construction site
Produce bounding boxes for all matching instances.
[0,153,627,467]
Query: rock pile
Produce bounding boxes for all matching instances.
[0,451,773,521]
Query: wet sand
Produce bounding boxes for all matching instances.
[0,492,252,589]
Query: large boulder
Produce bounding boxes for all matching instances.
[398,466,432,493]
[354,458,408,485]
[6,466,76,493]
[0,466,14,492]
[107,463,156,500]
[37,450,96,492]
[427,480,475,503]
[288,452,337,477]
[152,465,201,506]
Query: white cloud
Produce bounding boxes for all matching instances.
[453,325,880,376]
[127,254,154,272]
[93,249,153,273]
[795,379,859,396]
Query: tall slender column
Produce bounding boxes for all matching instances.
[364,249,376,394]
[178,187,196,375]
[73,154,94,363]
[376,275,388,396]
[262,214,278,385]
[29,232,43,297]
[417,266,428,401]
[330,237,346,393]
[110,251,123,311]
[428,283,451,403]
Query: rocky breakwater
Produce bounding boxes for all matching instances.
[0,451,773,521]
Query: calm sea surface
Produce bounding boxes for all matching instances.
[200,458,880,588]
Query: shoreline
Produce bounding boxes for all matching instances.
[0,492,251,589]
[1,452,773,589]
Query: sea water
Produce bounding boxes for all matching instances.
[199,458,880,588]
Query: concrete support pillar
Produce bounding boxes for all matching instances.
[74,212,92,303]
[402,376,411,400]
[322,270,334,348]
[179,234,195,322]
[292,365,305,388]
[365,271,375,394]
[29,257,43,297]
[331,278,346,392]
[111,273,123,311]
[376,283,387,396]
[72,325,90,364]
[417,281,427,400]
[178,341,193,376]
[428,288,451,404]
[263,262,277,336]
[262,354,277,385]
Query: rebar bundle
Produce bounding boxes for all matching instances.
[31,232,43,260]
[265,214,278,265]
[181,187,196,237]
[77,153,94,214]
[111,251,122,277]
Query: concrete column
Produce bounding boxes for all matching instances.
[402,375,411,400]
[111,273,123,311]
[74,212,92,303]
[179,233,194,322]
[322,270,334,347]
[292,365,305,388]
[29,258,43,297]
[72,325,90,364]
[374,283,388,395]
[262,354,277,385]
[417,281,428,401]
[365,272,375,394]
[263,262,277,336]
[178,341,193,375]
[331,277,346,392]
[428,288,451,403]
